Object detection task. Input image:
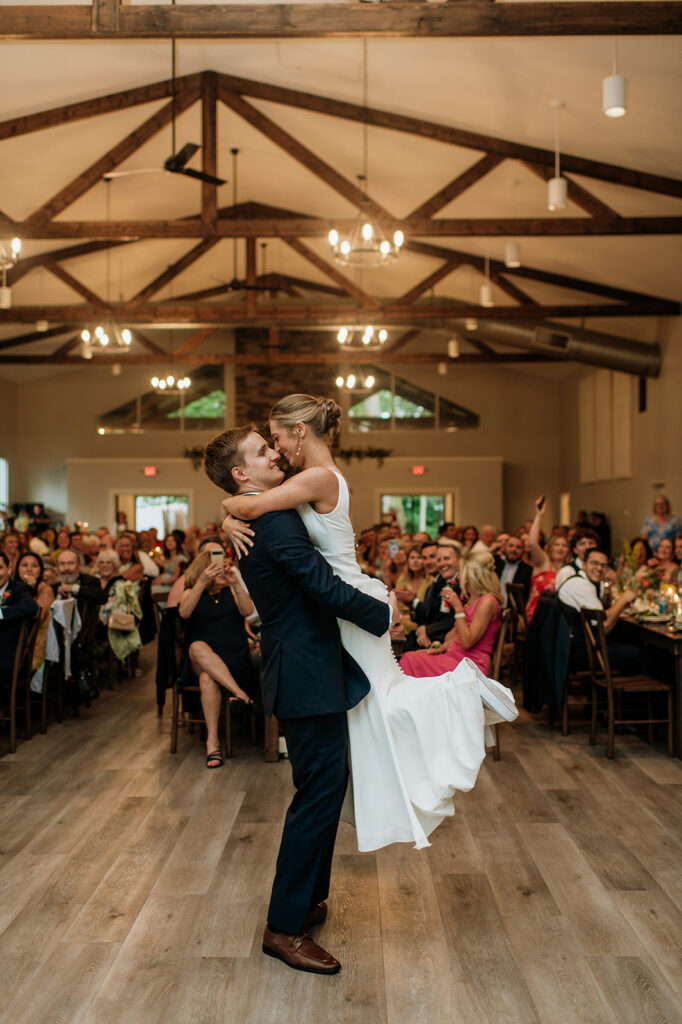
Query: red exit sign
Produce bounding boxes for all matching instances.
[412,465,425,476]
[143,466,157,477]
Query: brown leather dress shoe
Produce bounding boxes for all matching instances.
[303,901,328,930]
[262,926,341,975]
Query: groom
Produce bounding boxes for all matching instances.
[204,425,391,975]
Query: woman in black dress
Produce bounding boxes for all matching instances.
[179,548,255,766]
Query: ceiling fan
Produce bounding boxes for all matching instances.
[104,41,226,186]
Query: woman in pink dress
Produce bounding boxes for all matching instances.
[525,497,571,621]
[400,550,501,677]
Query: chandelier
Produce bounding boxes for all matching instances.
[0,236,21,310]
[81,321,133,359]
[335,371,376,393]
[328,203,404,268]
[337,324,388,350]
[151,373,192,393]
[328,40,403,268]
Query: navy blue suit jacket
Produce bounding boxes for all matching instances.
[238,508,390,719]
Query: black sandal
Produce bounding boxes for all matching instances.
[206,749,224,769]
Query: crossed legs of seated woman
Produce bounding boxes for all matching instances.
[188,640,253,766]
[179,550,257,768]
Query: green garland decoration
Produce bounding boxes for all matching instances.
[336,446,393,467]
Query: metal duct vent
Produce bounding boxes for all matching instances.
[533,327,571,352]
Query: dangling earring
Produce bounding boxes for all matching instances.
[294,434,303,459]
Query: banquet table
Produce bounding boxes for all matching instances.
[616,616,682,757]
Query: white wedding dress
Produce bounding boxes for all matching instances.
[297,471,510,852]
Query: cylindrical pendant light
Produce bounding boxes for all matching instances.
[603,38,627,117]
[548,100,567,211]
[448,337,460,359]
[548,176,568,211]
[465,317,478,331]
[480,283,494,308]
[505,242,521,268]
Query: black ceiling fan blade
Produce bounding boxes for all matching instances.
[178,167,227,186]
[164,142,201,173]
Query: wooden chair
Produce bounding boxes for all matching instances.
[579,608,673,758]
[506,583,528,684]
[0,614,41,752]
[489,607,511,761]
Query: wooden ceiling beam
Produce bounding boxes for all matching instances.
[7,240,132,286]
[0,351,560,367]
[202,72,218,227]
[382,328,421,354]
[1,3,680,41]
[219,88,391,221]
[0,74,203,142]
[408,154,505,219]
[127,238,220,308]
[0,324,76,352]
[403,238,680,311]
[10,215,682,239]
[51,334,80,357]
[46,263,106,306]
[1,299,676,325]
[24,84,201,224]
[389,261,462,308]
[283,238,382,310]
[523,161,621,220]
[173,327,218,357]
[215,72,682,199]
[488,268,538,307]
[133,330,167,357]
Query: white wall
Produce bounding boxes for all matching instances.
[558,317,682,554]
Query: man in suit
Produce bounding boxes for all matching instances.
[0,550,38,683]
[399,540,459,651]
[494,535,532,605]
[54,548,107,699]
[204,426,392,976]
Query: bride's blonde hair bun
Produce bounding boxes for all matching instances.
[270,393,341,446]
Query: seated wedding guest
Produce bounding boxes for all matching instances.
[55,548,108,610]
[472,525,497,554]
[557,548,653,675]
[114,535,145,583]
[41,557,58,589]
[152,530,188,596]
[402,540,461,651]
[492,531,509,556]
[0,551,38,683]
[41,528,57,553]
[55,530,71,553]
[16,551,54,683]
[555,526,599,588]
[438,522,458,541]
[462,525,479,549]
[179,548,256,767]
[494,534,532,605]
[69,531,88,568]
[641,495,681,551]
[95,549,123,600]
[624,536,654,580]
[124,531,160,579]
[1,530,22,575]
[525,498,571,621]
[393,545,434,634]
[651,538,679,584]
[96,551,142,663]
[400,550,501,677]
[374,538,398,587]
[412,531,431,545]
[420,540,438,577]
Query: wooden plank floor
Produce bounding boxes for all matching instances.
[1,650,681,1024]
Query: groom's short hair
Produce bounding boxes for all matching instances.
[204,424,257,494]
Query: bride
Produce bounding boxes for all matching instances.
[220,394,517,852]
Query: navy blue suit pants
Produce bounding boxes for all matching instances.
[267,712,348,934]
